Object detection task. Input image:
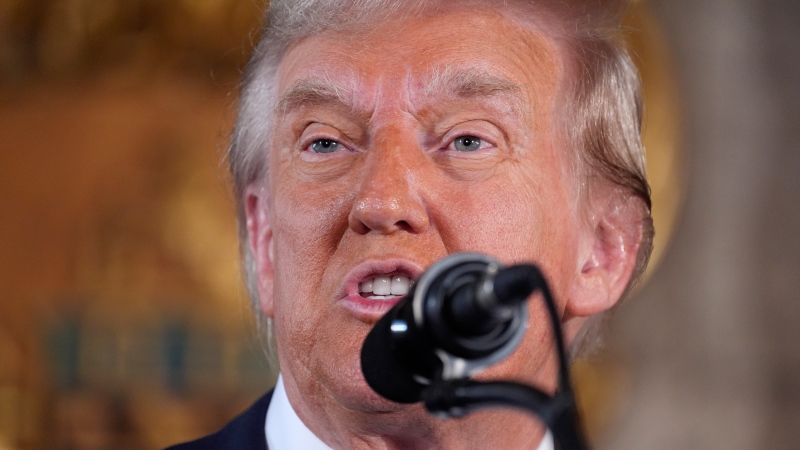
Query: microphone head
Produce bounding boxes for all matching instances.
[360,307,427,404]
[359,253,532,404]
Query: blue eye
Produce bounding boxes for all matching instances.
[310,139,340,153]
[452,136,482,152]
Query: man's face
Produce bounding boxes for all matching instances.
[256,7,587,420]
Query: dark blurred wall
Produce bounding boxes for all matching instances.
[606,1,800,448]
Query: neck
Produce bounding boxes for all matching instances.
[342,409,547,450]
[287,386,547,449]
[279,352,560,449]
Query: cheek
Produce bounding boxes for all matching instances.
[447,166,580,296]
[458,188,542,261]
[272,171,353,263]
[439,173,565,263]
[268,174,354,323]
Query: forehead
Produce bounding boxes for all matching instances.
[274,7,563,113]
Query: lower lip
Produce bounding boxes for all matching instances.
[340,293,405,322]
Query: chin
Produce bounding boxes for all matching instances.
[325,365,411,414]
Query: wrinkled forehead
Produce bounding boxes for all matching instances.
[272,6,564,119]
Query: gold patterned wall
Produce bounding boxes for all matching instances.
[0,1,682,448]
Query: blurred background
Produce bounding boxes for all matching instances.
[0,1,273,448]
[0,0,797,449]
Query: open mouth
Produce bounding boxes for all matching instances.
[358,273,412,300]
[339,260,423,321]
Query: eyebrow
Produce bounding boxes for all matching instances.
[277,76,356,116]
[276,67,526,117]
[421,67,525,115]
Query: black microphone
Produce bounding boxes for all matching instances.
[360,253,542,404]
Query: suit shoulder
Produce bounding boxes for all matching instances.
[164,390,274,450]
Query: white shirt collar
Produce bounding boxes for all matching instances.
[266,375,332,450]
[265,374,554,450]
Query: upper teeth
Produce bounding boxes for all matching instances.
[359,274,411,298]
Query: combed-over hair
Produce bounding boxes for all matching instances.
[228,0,653,356]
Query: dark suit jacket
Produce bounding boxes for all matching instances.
[164,390,274,450]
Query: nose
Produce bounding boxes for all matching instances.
[348,139,430,235]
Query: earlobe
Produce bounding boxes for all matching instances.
[245,184,275,318]
[566,192,644,320]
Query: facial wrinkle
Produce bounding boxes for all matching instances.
[277,69,366,119]
[419,64,526,117]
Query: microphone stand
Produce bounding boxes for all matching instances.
[420,265,590,450]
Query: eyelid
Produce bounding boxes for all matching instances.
[441,128,499,153]
[302,136,346,152]
[298,123,358,155]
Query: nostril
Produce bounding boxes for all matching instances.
[396,220,413,233]
[348,213,419,235]
[350,219,371,235]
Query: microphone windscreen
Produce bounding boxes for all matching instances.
[360,311,426,404]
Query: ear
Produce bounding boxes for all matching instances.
[562,189,645,341]
[245,183,275,318]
